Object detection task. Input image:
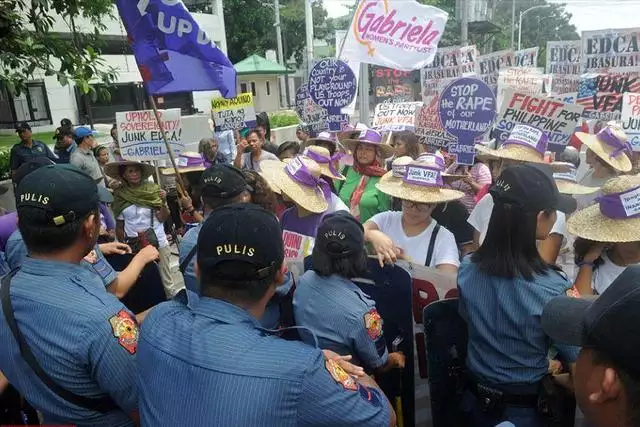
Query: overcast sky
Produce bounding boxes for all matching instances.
[324,0,640,34]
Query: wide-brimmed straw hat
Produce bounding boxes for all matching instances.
[161,152,207,175]
[475,124,548,164]
[303,145,345,180]
[259,156,328,214]
[343,128,396,159]
[304,131,339,151]
[568,175,640,243]
[376,158,465,204]
[104,160,155,181]
[551,162,599,195]
[337,123,367,141]
[575,122,632,172]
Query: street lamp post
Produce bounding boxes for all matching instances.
[518,5,551,50]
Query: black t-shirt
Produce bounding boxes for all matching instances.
[431,201,474,246]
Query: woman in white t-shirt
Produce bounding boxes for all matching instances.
[569,175,640,296]
[107,161,181,298]
[363,157,464,273]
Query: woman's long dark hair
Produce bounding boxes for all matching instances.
[471,202,554,280]
[392,131,421,159]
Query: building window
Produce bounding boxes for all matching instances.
[240,82,248,94]
[266,81,271,96]
[250,82,257,96]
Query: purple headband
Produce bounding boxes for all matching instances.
[356,129,383,144]
[596,185,640,220]
[502,124,547,156]
[176,153,205,168]
[597,127,632,159]
[403,164,444,188]
[304,148,342,177]
[284,157,322,190]
[415,152,446,171]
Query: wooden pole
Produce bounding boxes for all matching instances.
[148,95,187,197]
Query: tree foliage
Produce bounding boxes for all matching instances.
[0,0,118,99]
[222,0,328,65]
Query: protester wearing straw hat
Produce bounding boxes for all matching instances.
[107,160,181,298]
[304,131,341,156]
[468,125,568,265]
[553,162,599,196]
[458,164,580,427]
[336,129,395,223]
[569,175,640,297]
[304,145,349,214]
[575,122,632,209]
[363,158,462,272]
[260,156,328,259]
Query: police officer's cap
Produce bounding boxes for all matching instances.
[197,203,284,281]
[316,211,364,259]
[200,164,249,199]
[543,265,640,379]
[17,164,113,226]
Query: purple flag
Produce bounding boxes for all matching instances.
[115,0,237,98]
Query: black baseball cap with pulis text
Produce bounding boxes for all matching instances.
[315,211,364,258]
[197,203,284,281]
[17,164,112,226]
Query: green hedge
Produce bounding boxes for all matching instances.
[0,149,10,181]
[269,112,300,129]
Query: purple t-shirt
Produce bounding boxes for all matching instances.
[281,207,324,259]
[0,212,18,252]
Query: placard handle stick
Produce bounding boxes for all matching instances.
[386,131,393,145]
[148,95,187,197]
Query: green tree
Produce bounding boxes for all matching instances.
[223,0,328,66]
[0,0,118,99]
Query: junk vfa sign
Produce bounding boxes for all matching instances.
[339,0,448,71]
[438,77,496,165]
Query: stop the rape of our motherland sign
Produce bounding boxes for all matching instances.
[116,109,184,161]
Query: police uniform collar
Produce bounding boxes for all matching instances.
[191,297,261,327]
[20,257,106,295]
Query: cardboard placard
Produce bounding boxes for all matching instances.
[414,97,456,149]
[622,93,640,151]
[581,27,640,72]
[373,67,418,104]
[476,49,515,89]
[577,70,640,121]
[116,109,183,160]
[372,102,422,131]
[546,40,581,74]
[211,92,256,131]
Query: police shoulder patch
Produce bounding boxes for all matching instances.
[363,308,383,340]
[325,359,357,391]
[566,286,580,298]
[109,310,138,354]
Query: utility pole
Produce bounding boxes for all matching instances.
[273,0,287,107]
[460,0,468,46]
[304,0,314,82]
[510,0,515,49]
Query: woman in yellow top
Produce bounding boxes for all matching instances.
[336,129,395,223]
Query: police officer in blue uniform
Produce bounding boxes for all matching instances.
[0,164,139,426]
[139,204,396,426]
[4,159,159,298]
[9,122,57,181]
[179,164,251,293]
[294,212,406,372]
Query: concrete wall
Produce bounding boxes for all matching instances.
[237,75,280,113]
[272,124,298,146]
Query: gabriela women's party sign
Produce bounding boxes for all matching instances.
[339,0,448,71]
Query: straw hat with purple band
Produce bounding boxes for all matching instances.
[568,175,640,242]
[415,151,467,179]
[161,152,207,175]
[376,159,464,204]
[259,156,328,213]
[476,124,548,164]
[104,160,155,181]
[304,131,338,150]
[575,122,632,172]
[343,128,396,159]
[303,145,345,180]
[551,162,599,195]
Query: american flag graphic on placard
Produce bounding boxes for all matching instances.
[576,71,640,121]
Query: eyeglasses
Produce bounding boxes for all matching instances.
[401,200,433,212]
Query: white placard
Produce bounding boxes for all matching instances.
[621,187,640,217]
[116,109,183,161]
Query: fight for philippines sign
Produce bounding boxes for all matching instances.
[116,109,184,160]
[581,28,640,72]
[339,0,448,71]
[495,90,584,152]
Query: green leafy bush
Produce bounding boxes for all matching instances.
[0,149,10,181]
[269,112,300,129]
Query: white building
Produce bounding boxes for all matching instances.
[0,0,228,132]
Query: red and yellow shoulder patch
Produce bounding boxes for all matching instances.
[326,359,357,391]
[364,309,383,340]
[566,286,580,298]
[109,310,138,354]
